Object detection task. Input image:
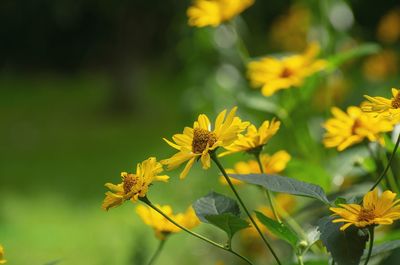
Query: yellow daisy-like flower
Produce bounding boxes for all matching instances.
[323,106,393,151]
[162,107,249,179]
[0,245,6,264]
[220,119,280,157]
[330,189,400,231]
[220,150,291,185]
[247,43,326,96]
[362,88,400,121]
[102,157,169,211]
[187,0,254,28]
[136,204,200,240]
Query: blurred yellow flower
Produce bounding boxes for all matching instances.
[136,205,200,240]
[323,106,393,151]
[0,245,6,264]
[102,157,169,211]
[247,43,326,96]
[377,8,400,44]
[220,119,280,156]
[362,50,398,81]
[162,107,249,179]
[330,189,400,231]
[362,88,400,121]
[220,150,291,185]
[187,0,254,27]
[270,5,310,52]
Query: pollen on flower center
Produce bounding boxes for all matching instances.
[280,67,293,78]
[122,173,138,193]
[391,93,400,108]
[192,128,217,154]
[357,207,375,222]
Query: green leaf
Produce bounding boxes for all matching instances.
[43,260,62,265]
[327,43,381,70]
[193,192,240,223]
[255,211,299,247]
[205,213,250,239]
[318,216,368,265]
[229,173,330,204]
[362,240,400,259]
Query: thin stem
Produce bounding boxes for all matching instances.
[370,133,400,191]
[211,153,282,265]
[379,147,400,193]
[140,197,254,265]
[147,239,166,265]
[296,254,304,265]
[330,259,335,265]
[363,227,375,265]
[255,154,281,223]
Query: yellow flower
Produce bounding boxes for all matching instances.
[220,119,280,156]
[362,50,398,82]
[187,0,254,28]
[247,43,326,96]
[377,8,400,44]
[0,245,6,264]
[136,204,200,240]
[270,5,310,52]
[323,106,393,151]
[162,107,249,179]
[219,150,291,185]
[362,88,400,121]
[330,189,400,231]
[102,157,169,211]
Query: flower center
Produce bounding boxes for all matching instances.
[391,93,400,108]
[280,67,293,78]
[351,119,362,134]
[122,173,138,193]
[192,128,218,154]
[357,207,375,222]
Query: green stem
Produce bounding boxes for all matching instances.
[369,133,400,191]
[363,227,375,265]
[379,147,400,193]
[297,254,304,265]
[211,153,282,265]
[140,197,254,265]
[255,153,281,223]
[147,239,167,265]
[331,259,335,265]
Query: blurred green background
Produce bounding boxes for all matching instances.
[1,0,400,264]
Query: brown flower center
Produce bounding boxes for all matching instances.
[351,119,362,134]
[192,128,218,154]
[122,173,138,193]
[391,93,400,108]
[280,67,293,78]
[357,207,375,222]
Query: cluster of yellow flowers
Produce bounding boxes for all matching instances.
[324,88,400,230]
[102,107,283,240]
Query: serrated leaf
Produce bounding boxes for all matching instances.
[193,192,240,223]
[229,174,330,204]
[362,239,400,259]
[318,216,368,265]
[255,211,299,247]
[205,213,249,239]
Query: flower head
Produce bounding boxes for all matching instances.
[162,107,249,179]
[136,205,200,240]
[247,43,326,96]
[187,0,254,27]
[362,88,400,122]
[102,157,169,211]
[323,106,393,151]
[0,245,6,264]
[220,119,280,156]
[330,189,400,231]
[220,150,291,185]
